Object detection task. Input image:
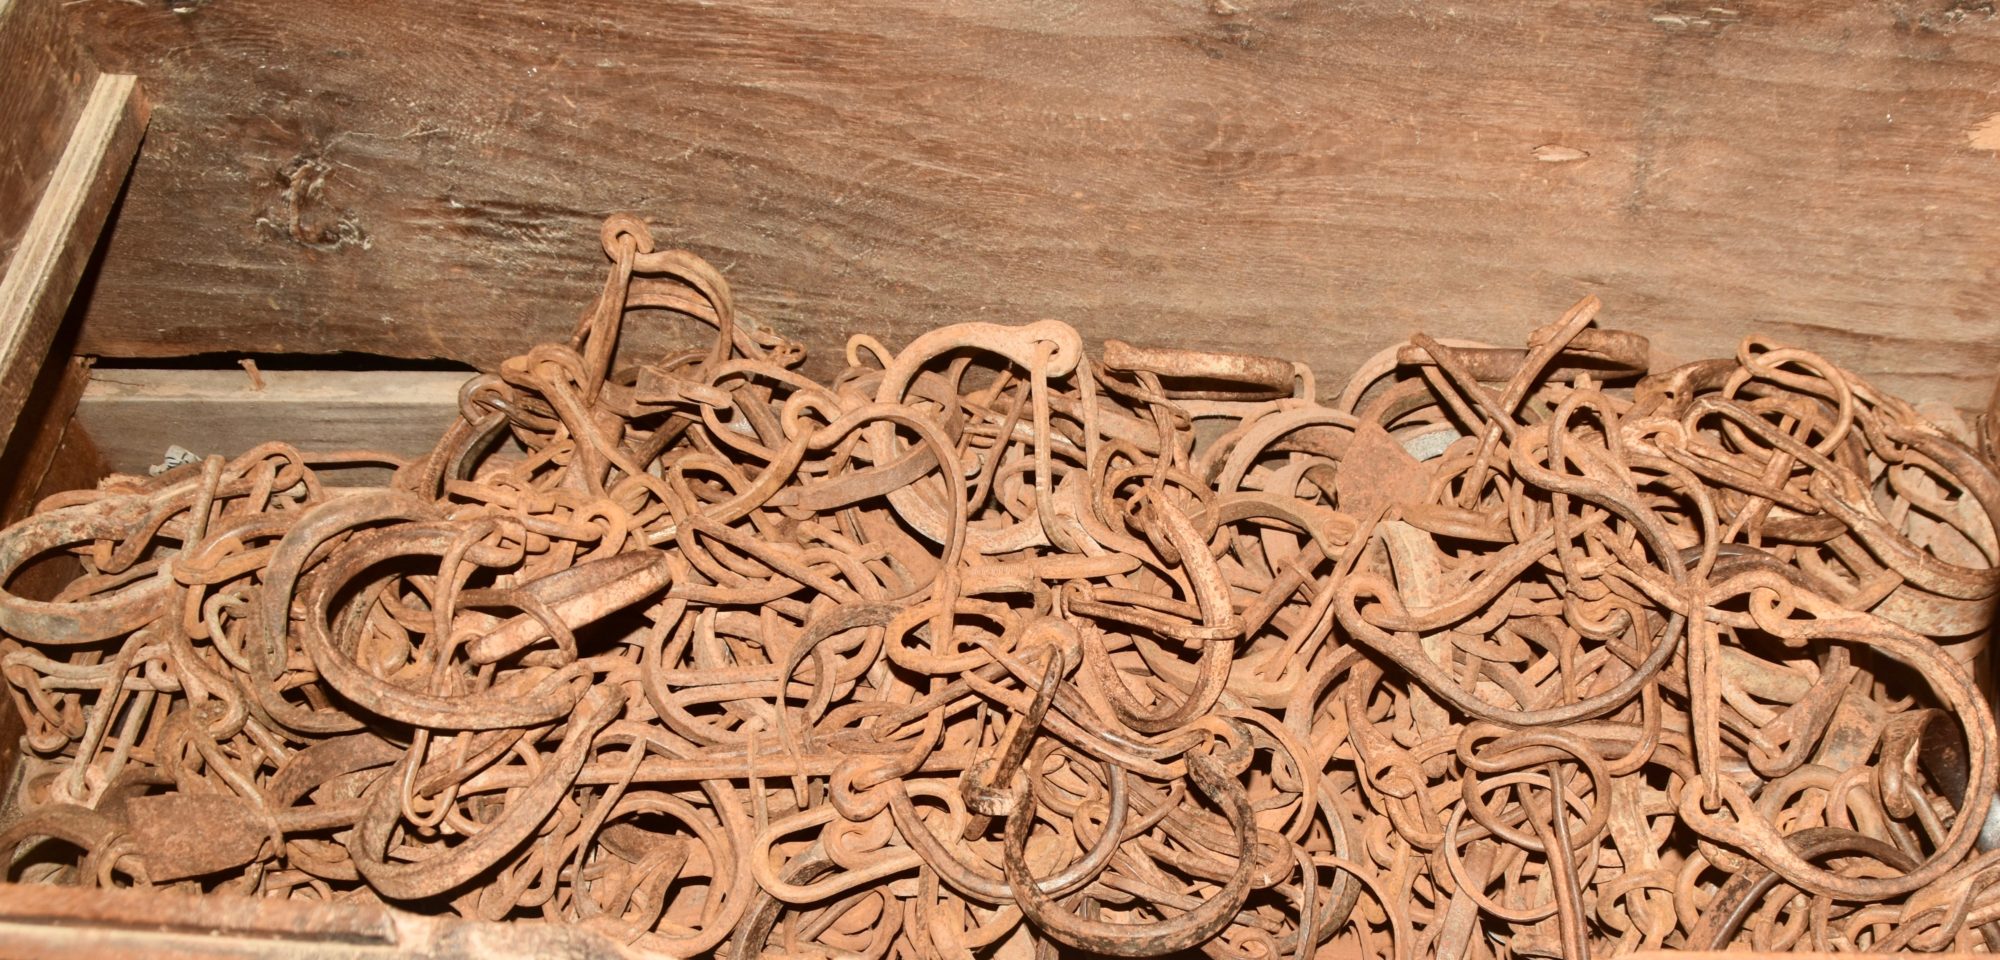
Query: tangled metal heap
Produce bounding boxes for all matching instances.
[3,216,1999,958]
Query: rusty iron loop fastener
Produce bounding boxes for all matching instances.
[2,214,1998,959]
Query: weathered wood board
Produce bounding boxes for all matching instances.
[67,1,2000,407]
[0,0,148,453]
[0,72,148,452]
[75,366,465,477]
[0,0,99,277]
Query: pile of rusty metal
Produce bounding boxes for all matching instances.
[3,215,1998,958]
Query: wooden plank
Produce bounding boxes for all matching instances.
[0,881,640,959]
[0,880,398,947]
[0,0,98,276]
[0,356,104,524]
[0,71,148,453]
[75,366,465,476]
[68,2,2000,408]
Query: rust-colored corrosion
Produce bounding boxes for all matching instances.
[2,215,1998,958]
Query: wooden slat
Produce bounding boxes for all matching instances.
[1,356,102,523]
[0,70,148,452]
[75,366,465,476]
[0,880,397,946]
[0,881,637,959]
[64,1,2000,409]
[0,0,98,276]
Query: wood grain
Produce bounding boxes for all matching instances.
[0,0,97,277]
[75,366,464,477]
[0,880,644,959]
[0,71,148,453]
[0,356,103,525]
[68,1,2000,408]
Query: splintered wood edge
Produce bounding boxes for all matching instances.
[0,878,654,958]
[76,367,470,475]
[0,72,148,453]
